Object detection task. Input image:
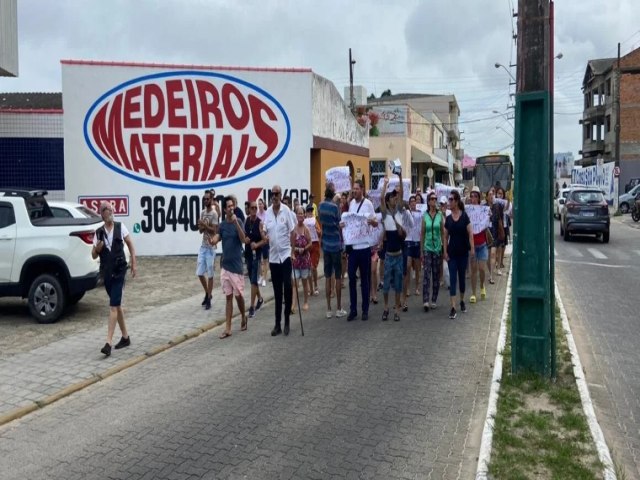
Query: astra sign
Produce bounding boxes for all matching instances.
[83,71,291,188]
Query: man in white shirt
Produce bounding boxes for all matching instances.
[264,184,296,336]
[344,179,378,321]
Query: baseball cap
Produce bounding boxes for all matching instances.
[439,195,447,204]
[471,186,481,194]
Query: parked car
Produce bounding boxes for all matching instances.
[618,184,640,214]
[48,201,131,265]
[560,187,610,243]
[0,190,101,323]
[624,177,640,193]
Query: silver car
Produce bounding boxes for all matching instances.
[618,184,640,214]
[560,187,610,243]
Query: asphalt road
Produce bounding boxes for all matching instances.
[554,215,640,478]
[0,266,509,480]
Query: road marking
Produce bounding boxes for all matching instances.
[586,248,607,259]
[556,259,627,268]
[565,247,584,257]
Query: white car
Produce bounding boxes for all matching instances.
[49,201,131,265]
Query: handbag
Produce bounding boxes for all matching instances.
[485,228,494,247]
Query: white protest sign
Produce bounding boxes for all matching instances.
[380,177,411,202]
[435,183,463,202]
[466,205,491,234]
[416,203,428,213]
[341,212,371,245]
[407,210,423,242]
[368,213,384,247]
[326,166,351,193]
[367,189,381,211]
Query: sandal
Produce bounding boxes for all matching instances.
[394,312,400,322]
[382,309,389,321]
[402,304,408,312]
[415,289,420,296]
[489,278,495,285]
[240,317,248,331]
[219,331,232,339]
[371,297,379,304]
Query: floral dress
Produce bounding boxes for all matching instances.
[292,230,311,270]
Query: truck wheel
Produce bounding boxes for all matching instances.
[28,274,66,324]
[68,292,85,305]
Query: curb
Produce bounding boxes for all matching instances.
[475,263,512,479]
[0,296,274,428]
[555,284,617,479]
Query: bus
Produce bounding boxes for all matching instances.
[474,153,513,192]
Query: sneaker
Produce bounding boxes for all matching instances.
[469,295,477,304]
[449,307,457,319]
[361,313,368,321]
[460,301,467,313]
[336,309,347,318]
[201,294,208,306]
[249,306,255,318]
[326,311,333,319]
[481,287,487,300]
[430,302,438,309]
[271,327,282,336]
[205,297,211,310]
[347,312,358,322]
[423,302,430,312]
[255,297,264,311]
[100,343,111,356]
[114,336,130,350]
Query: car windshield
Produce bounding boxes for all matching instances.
[571,190,604,204]
[77,206,101,218]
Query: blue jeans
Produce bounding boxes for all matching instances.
[348,247,371,315]
[383,254,403,294]
[448,254,469,297]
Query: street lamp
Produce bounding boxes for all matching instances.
[492,110,514,121]
[496,125,514,138]
[494,62,516,82]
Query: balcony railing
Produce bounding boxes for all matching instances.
[581,139,605,154]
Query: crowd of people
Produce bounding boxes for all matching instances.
[95,176,513,354]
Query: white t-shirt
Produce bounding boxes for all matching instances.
[347,197,376,250]
[93,222,130,251]
[264,204,296,263]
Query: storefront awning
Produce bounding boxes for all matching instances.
[410,144,449,169]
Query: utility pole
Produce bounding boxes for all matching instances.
[614,43,621,210]
[512,0,555,376]
[349,48,356,114]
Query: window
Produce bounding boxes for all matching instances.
[0,203,16,229]
[51,207,73,218]
[369,160,386,190]
[572,190,604,204]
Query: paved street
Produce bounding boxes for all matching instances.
[555,215,640,478]
[0,259,509,480]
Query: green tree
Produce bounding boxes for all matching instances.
[380,89,392,98]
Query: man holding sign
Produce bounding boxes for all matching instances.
[343,179,378,322]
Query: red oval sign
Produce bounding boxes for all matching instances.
[84,71,291,189]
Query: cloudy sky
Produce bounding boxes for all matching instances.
[2,0,639,159]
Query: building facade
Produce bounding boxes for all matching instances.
[580,46,640,192]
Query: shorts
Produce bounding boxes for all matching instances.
[246,254,261,285]
[383,253,403,294]
[310,242,320,268]
[474,243,489,262]
[196,245,216,278]
[323,250,342,279]
[405,241,421,259]
[104,274,125,307]
[293,268,310,279]
[262,244,270,260]
[220,268,244,297]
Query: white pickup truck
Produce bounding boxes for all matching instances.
[0,189,102,323]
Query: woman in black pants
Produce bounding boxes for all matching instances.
[443,190,475,319]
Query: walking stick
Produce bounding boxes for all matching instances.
[291,261,305,336]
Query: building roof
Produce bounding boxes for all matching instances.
[0,92,63,110]
[582,58,616,87]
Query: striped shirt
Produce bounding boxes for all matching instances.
[318,200,341,253]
